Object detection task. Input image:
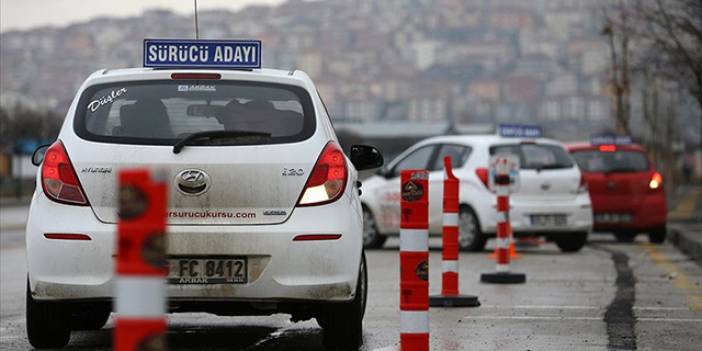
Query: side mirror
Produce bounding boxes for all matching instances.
[32,145,50,166]
[350,145,384,171]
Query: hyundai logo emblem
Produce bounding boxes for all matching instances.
[175,169,210,195]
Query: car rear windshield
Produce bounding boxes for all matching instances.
[74,80,316,146]
[571,150,649,173]
[490,143,574,170]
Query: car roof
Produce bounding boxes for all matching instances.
[417,134,565,148]
[82,67,313,88]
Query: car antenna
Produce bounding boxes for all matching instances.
[193,0,200,39]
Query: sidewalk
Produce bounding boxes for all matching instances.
[668,184,702,264]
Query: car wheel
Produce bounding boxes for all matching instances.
[458,206,487,252]
[71,304,111,330]
[648,227,667,244]
[555,232,588,252]
[319,251,366,350]
[614,232,637,243]
[26,279,71,349]
[362,206,386,249]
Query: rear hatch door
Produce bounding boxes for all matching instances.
[66,77,321,225]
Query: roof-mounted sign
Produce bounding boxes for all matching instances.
[497,124,543,138]
[590,133,632,145]
[143,39,261,69]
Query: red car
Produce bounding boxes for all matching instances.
[567,142,667,243]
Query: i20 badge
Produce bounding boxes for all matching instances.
[176,169,210,196]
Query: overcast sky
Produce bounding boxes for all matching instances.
[0,0,284,32]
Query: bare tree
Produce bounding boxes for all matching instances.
[602,1,634,135]
[634,0,702,145]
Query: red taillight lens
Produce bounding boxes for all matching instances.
[649,172,662,190]
[599,145,616,152]
[297,142,348,206]
[41,141,88,205]
[170,73,221,80]
[475,168,489,188]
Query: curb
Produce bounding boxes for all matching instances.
[669,223,702,266]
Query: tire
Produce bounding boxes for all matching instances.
[71,304,111,330]
[362,206,387,249]
[555,232,588,252]
[648,227,667,244]
[26,280,71,349]
[458,206,487,252]
[614,232,637,243]
[319,252,366,350]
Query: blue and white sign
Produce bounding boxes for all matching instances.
[497,124,543,138]
[143,39,261,69]
[591,133,632,145]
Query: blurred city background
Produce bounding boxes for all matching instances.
[1,0,700,201]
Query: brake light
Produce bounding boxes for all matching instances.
[599,145,616,152]
[297,142,348,206]
[41,141,89,205]
[649,172,662,190]
[171,73,221,80]
[475,168,489,188]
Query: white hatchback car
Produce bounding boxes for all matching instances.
[26,67,382,349]
[361,135,593,252]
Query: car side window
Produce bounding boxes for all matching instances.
[430,144,471,171]
[390,145,436,178]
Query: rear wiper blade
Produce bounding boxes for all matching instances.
[173,130,271,154]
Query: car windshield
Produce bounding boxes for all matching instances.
[571,150,649,173]
[490,143,574,170]
[74,80,315,146]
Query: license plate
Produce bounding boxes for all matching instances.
[168,258,247,284]
[595,213,632,223]
[530,214,567,227]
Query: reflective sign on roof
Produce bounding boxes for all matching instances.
[143,39,261,69]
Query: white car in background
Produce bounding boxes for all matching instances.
[25,66,383,349]
[360,134,593,252]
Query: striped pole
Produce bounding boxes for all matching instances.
[481,156,526,284]
[400,170,429,351]
[114,169,168,351]
[429,156,480,307]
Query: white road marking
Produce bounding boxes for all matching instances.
[464,315,702,323]
[479,304,691,311]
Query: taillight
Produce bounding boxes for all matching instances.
[649,172,662,190]
[475,168,489,188]
[599,145,616,152]
[297,142,348,206]
[41,140,89,205]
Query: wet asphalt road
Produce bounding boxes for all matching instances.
[2,221,702,350]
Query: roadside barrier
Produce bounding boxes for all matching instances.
[481,156,526,284]
[429,156,480,307]
[400,169,429,351]
[115,169,168,351]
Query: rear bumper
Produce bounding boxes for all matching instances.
[478,193,593,234]
[592,193,667,231]
[26,191,362,303]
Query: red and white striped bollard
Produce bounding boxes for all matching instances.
[114,169,168,351]
[429,156,480,307]
[481,155,526,284]
[400,169,429,351]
